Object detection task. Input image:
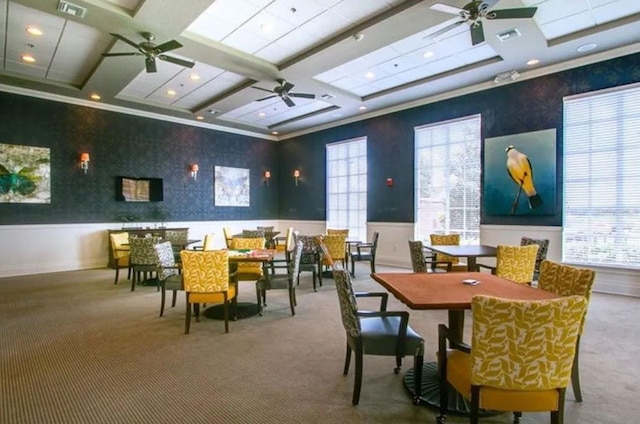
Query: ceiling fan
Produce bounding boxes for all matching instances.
[251,79,315,107]
[102,32,195,73]
[428,1,537,46]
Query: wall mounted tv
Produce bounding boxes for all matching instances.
[115,176,163,202]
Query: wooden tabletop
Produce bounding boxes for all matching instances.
[371,272,558,310]
[227,249,275,262]
[425,245,497,258]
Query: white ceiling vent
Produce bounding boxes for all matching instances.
[496,28,521,42]
[320,93,335,100]
[57,1,88,18]
[494,70,520,83]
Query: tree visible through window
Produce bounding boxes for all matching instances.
[414,115,481,244]
[326,138,367,241]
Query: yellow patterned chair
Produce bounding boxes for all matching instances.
[437,294,588,424]
[322,233,348,270]
[429,234,468,272]
[180,250,236,334]
[538,260,596,402]
[229,237,266,282]
[478,244,539,285]
[109,232,131,285]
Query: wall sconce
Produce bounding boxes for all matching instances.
[80,153,90,174]
[190,164,199,181]
[386,177,393,187]
[293,169,300,186]
[264,170,271,186]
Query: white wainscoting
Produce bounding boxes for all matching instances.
[2,221,638,297]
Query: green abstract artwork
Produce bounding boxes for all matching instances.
[0,143,51,203]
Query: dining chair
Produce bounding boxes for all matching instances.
[180,249,236,334]
[229,237,266,282]
[429,234,468,272]
[164,228,189,261]
[109,232,131,285]
[222,227,233,248]
[242,229,265,238]
[408,240,452,273]
[322,233,348,271]
[293,231,322,291]
[477,244,539,285]
[349,231,379,277]
[520,237,550,281]
[331,264,425,406]
[256,240,303,316]
[128,235,162,291]
[437,294,587,424]
[538,260,596,402]
[270,227,294,272]
[153,241,182,317]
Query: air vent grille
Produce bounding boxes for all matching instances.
[57,1,87,18]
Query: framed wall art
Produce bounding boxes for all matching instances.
[214,166,250,207]
[0,143,51,203]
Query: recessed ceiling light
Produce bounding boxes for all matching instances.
[365,72,375,79]
[353,33,364,41]
[90,93,101,100]
[423,51,434,58]
[577,43,597,53]
[272,131,279,135]
[166,89,176,96]
[21,54,35,63]
[26,26,43,36]
[260,23,273,33]
[208,109,220,115]
[196,115,204,120]
[258,112,266,117]
[189,73,200,81]
[359,105,367,110]
[527,58,540,66]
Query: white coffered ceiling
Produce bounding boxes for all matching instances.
[1,0,640,139]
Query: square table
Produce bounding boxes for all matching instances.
[425,245,497,271]
[371,271,559,414]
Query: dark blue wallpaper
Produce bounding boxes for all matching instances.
[279,52,640,226]
[0,93,278,224]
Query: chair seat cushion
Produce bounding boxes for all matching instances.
[163,274,183,291]
[353,253,373,261]
[257,274,290,290]
[446,349,560,412]
[236,269,263,281]
[189,286,236,304]
[360,316,424,356]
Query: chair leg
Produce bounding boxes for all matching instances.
[256,285,264,316]
[312,269,317,291]
[223,299,229,333]
[343,344,352,375]
[131,270,137,292]
[184,295,191,334]
[171,290,177,307]
[318,265,323,287]
[352,349,363,405]
[288,287,296,316]
[159,283,166,317]
[552,388,566,424]
[194,303,200,322]
[412,353,423,405]
[394,355,402,374]
[470,386,480,424]
[513,412,522,424]
[571,337,583,402]
[114,267,120,285]
[370,259,375,274]
[351,257,355,277]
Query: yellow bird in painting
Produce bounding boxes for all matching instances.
[505,145,543,212]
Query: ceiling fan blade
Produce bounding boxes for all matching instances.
[110,33,140,50]
[283,96,296,107]
[159,55,195,68]
[470,21,485,45]
[154,39,183,53]
[289,92,315,99]
[145,58,157,73]
[252,86,274,94]
[430,3,465,15]
[489,7,537,20]
[256,94,277,101]
[102,52,141,57]
[282,81,295,92]
[425,20,466,39]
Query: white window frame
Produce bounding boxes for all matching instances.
[563,82,640,269]
[414,114,481,244]
[326,137,367,241]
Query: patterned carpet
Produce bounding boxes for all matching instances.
[1,265,638,424]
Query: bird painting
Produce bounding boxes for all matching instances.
[505,145,543,214]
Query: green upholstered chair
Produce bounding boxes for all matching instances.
[128,235,162,291]
[293,231,322,291]
[153,241,182,317]
[256,240,302,316]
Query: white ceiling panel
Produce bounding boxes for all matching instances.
[103,0,141,12]
[264,0,326,27]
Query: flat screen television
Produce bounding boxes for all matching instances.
[115,176,163,202]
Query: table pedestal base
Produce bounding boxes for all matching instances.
[203,302,260,320]
[404,362,499,416]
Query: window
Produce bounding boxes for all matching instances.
[414,115,481,244]
[326,138,367,241]
[563,83,640,268]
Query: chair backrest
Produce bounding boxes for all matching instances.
[180,250,229,293]
[293,232,319,265]
[288,240,303,283]
[284,227,294,251]
[317,238,334,267]
[429,234,460,264]
[223,227,233,248]
[164,229,188,245]
[257,226,274,232]
[408,240,428,273]
[202,233,216,251]
[327,229,349,237]
[370,231,380,254]
[470,294,587,390]
[229,237,265,271]
[520,237,550,274]
[242,229,265,238]
[538,260,596,334]
[495,244,539,284]
[332,266,361,339]
[129,236,162,265]
[323,234,347,264]
[110,232,130,259]
[153,241,178,280]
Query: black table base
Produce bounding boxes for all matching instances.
[203,302,261,320]
[404,362,499,416]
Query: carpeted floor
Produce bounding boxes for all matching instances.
[1,264,638,424]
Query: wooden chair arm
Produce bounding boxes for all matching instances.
[355,291,389,311]
[477,263,497,274]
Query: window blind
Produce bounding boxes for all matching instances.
[414,115,481,244]
[326,138,367,241]
[563,83,640,268]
